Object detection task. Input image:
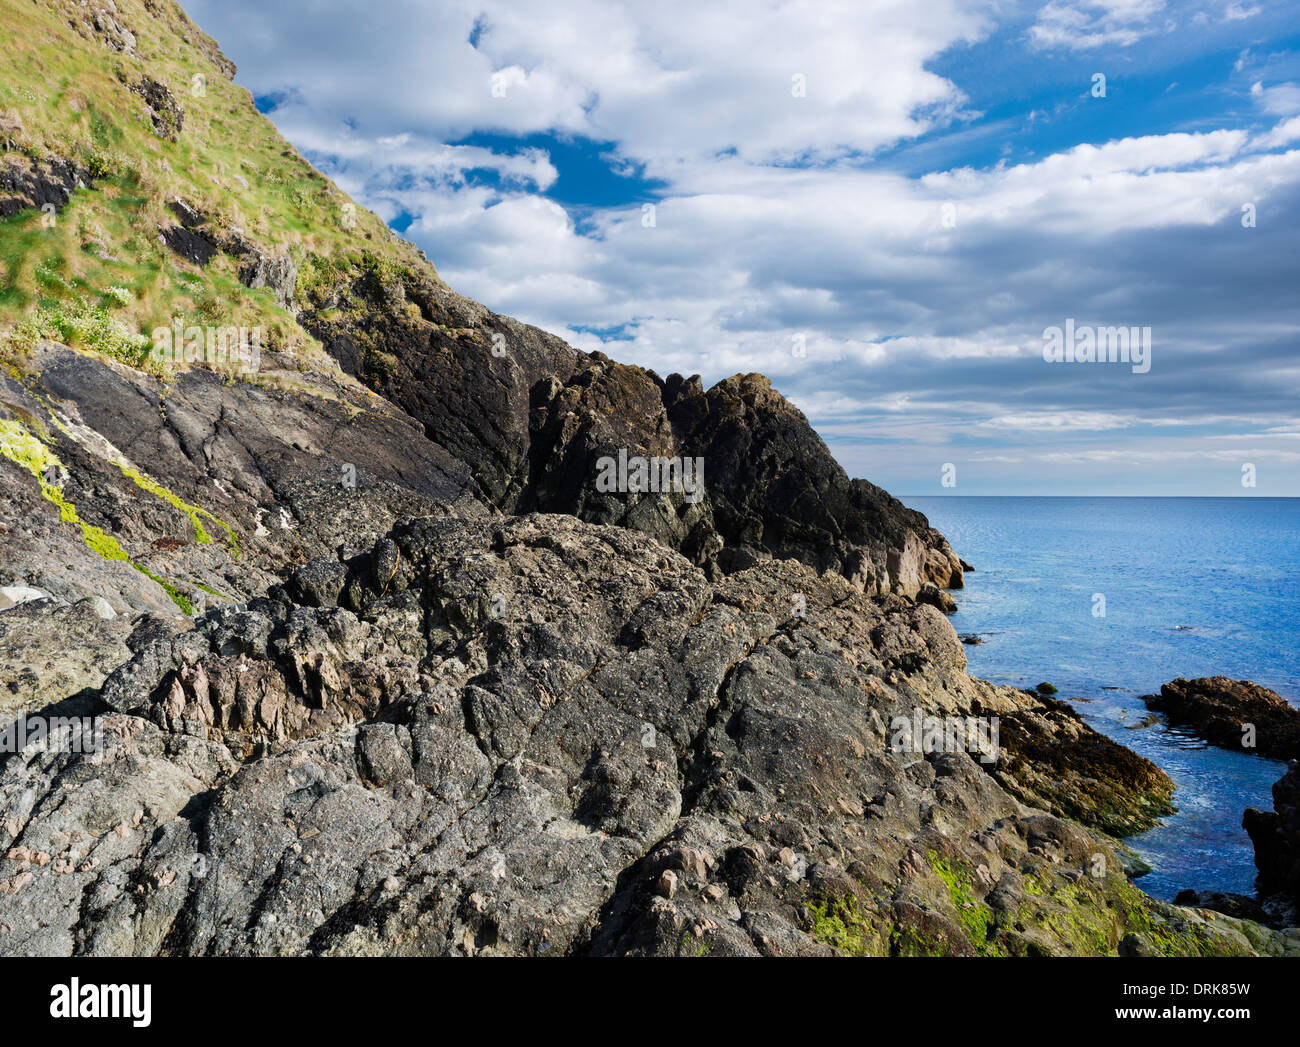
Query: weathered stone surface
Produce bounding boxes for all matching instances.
[299,270,963,597]
[0,0,1285,960]
[0,342,483,623]
[0,600,135,724]
[125,75,183,139]
[62,0,138,55]
[0,155,92,218]
[0,515,1270,956]
[237,252,298,308]
[1143,677,1300,760]
[988,692,1176,838]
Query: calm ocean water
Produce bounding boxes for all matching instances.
[905,496,1300,901]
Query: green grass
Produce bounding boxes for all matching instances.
[0,0,438,377]
[0,0,460,613]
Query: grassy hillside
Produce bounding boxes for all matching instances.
[0,0,433,376]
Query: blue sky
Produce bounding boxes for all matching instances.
[187,0,1300,495]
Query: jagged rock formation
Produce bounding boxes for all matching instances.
[1143,677,1300,760]
[0,0,1291,956]
[1144,678,1300,930]
[298,271,964,594]
[0,515,1282,956]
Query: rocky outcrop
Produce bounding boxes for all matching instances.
[0,514,1268,956]
[236,252,298,308]
[124,75,183,140]
[299,269,963,597]
[1143,677,1300,760]
[1144,678,1300,928]
[983,692,1175,838]
[3,0,1283,958]
[1244,762,1300,925]
[161,199,297,304]
[0,599,135,726]
[64,0,138,55]
[0,155,92,218]
[0,339,485,713]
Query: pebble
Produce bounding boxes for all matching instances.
[654,869,679,900]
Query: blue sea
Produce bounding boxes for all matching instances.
[905,496,1300,901]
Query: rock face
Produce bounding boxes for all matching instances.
[298,271,963,597]
[0,0,1289,957]
[1144,678,1300,928]
[124,75,183,140]
[0,599,135,725]
[161,197,298,305]
[65,0,138,55]
[0,155,93,218]
[0,515,1266,956]
[1245,762,1300,924]
[1143,677,1300,760]
[237,252,298,308]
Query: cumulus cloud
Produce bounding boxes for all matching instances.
[185,0,1300,494]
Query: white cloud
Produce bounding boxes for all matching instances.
[1027,0,1167,50]
[184,0,1300,494]
[1253,115,1300,149]
[1223,3,1261,21]
[1252,81,1300,117]
[980,411,1139,431]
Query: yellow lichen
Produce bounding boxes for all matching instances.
[0,418,193,613]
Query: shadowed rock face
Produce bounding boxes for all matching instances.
[299,271,962,595]
[1179,756,1300,929]
[1245,762,1300,920]
[0,156,93,218]
[0,515,1263,957]
[1142,677,1300,928]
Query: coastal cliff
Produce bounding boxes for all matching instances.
[0,0,1290,955]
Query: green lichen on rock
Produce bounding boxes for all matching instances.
[928,852,998,951]
[44,410,239,555]
[1112,878,1252,957]
[805,890,885,956]
[1019,873,1119,956]
[116,462,238,555]
[0,418,193,613]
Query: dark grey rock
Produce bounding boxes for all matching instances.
[0,515,1267,956]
